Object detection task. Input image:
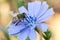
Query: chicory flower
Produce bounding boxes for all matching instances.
[8,1,54,40]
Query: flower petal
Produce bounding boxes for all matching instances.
[17,28,30,40]
[28,1,41,17]
[8,23,26,35]
[29,30,37,40]
[37,1,49,18]
[19,6,28,14]
[37,23,48,32]
[21,19,29,25]
[37,8,54,22]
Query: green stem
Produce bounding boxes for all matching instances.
[0,27,10,40]
[4,31,10,40]
[35,27,43,40]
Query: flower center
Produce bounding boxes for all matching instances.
[25,16,37,29]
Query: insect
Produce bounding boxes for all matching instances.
[12,13,27,25]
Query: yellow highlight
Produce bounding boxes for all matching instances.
[0,2,13,27]
[10,36,18,40]
[46,13,60,40]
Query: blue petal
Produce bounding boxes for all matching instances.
[17,28,30,40]
[37,23,48,32]
[8,23,26,35]
[37,8,54,22]
[21,19,29,25]
[29,30,37,40]
[18,6,28,14]
[28,1,41,17]
[37,1,48,18]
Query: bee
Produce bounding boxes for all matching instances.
[12,13,26,25]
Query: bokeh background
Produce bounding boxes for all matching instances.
[0,0,60,40]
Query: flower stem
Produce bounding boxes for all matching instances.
[35,27,43,40]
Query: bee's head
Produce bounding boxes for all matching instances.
[17,13,26,20]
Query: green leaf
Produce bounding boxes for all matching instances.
[26,37,30,40]
[43,30,52,40]
[4,30,10,40]
[16,0,25,8]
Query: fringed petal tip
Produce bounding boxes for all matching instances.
[28,1,41,17]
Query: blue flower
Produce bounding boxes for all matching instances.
[8,1,54,40]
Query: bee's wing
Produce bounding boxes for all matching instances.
[11,13,17,17]
[10,11,18,17]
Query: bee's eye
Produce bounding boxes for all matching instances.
[22,13,26,18]
[22,13,26,15]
